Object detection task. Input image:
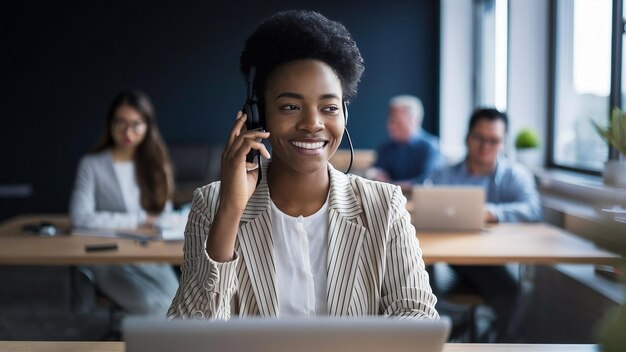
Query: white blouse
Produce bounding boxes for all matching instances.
[270,198,329,317]
[112,161,141,213]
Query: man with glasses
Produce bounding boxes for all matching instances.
[428,107,542,223]
[426,108,542,342]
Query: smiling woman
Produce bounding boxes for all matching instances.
[167,10,438,320]
[265,59,345,190]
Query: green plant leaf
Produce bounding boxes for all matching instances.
[591,108,626,157]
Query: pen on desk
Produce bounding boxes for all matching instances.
[85,243,118,252]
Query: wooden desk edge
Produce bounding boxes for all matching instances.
[423,256,623,266]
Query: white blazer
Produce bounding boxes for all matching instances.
[168,163,438,320]
[69,150,146,228]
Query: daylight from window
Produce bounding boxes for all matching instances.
[554,0,611,170]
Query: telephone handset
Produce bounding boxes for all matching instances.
[241,66,264,185]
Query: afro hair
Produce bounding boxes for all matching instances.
[240,10,365,103]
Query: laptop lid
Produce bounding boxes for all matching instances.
[411,186,485,232]
[123,316,451,352]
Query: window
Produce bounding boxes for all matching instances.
[475,0,509,111]
[439,0,508,163]
[551,0,622,172]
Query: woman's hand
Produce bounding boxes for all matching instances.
[207,111,270,262]
[219,111,271,214]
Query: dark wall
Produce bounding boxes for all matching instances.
[0,0,440,219]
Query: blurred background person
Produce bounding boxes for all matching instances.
[427,107,542,342]
[428,107,542,223]
[69,90,179,316]
[367,95,442,192]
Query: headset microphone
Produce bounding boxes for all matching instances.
[342,101,353,175]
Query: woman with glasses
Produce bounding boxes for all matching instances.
[69,90,179,316]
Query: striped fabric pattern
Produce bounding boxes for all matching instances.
[168,163,438,320]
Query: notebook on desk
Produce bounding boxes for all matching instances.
[156,206,190,240]
[123,316,451,352]
[411,186,485,232]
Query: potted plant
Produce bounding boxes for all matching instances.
[515,128,541,167]
[592,107,626,187]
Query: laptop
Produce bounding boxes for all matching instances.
[123,316,451,352]
[411,186,485,231]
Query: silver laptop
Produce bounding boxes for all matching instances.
[124,316,451,352]
[411,186,485,231]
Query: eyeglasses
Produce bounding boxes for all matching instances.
[112,120,147,134]
[469,133,502,147]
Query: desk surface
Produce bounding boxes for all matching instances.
[0,341,598,352]
[418,223,621,265]
[0,215,182,265]
[0,214,620,266]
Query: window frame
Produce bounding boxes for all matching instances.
[547,0,624,175]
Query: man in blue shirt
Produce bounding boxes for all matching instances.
[368,95,442,192]
[428,108,542,342]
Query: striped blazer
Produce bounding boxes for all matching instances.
[167,163,438,320]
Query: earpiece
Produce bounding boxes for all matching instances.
[242,66,264,166]
[242,66,264,185]
[242,66,264,133]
